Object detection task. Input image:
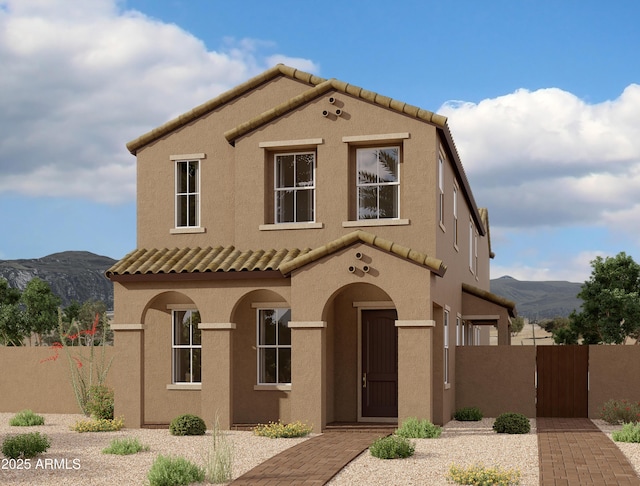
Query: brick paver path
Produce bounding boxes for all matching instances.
[231,431,386,485]
[538,417,640,485]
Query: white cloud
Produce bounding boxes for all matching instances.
[490,250,603,282]
[0,0,318,204]
[440,84,640,235]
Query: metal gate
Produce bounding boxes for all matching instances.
[536,346,589,417]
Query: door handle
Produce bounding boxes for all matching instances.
[362,372,367,388]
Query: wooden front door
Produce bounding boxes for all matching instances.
[361,309,398,418]
[537,345,589,417]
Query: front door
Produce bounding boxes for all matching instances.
[361,309,398,418]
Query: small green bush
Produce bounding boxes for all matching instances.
[253,420,312,438]
[493,413,531,434]
[147,455,205,486]
[454,406,483,421]
[86,385,114,420]
[601,399,640,425]
[9,410,45,427]
[448,463,521,485]
[369,435,415,459]
[396,417,441,438]
[102,437,149,455]
[612,422,640,443]
[71,416,124,432]
[2,432,51,459]
[169,414,206,436]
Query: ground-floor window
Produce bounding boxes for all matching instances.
[172,310,201,383]
[257,308,291,384]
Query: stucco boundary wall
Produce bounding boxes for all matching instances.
[456,345,640,420]
[0,347,115,414]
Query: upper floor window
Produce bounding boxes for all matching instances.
[274,152,315,223]
[453,186,459,247]
[444,308,450,384]
[356,146,400,220]
[257,308,291,384]
[438,152,445,226]
[175,160,200,228]
[172,310,201,383]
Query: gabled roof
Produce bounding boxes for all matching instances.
[462,283,517,318]
[105,230,446,280]
[223,78,447,145]
[126,64,486,236]
[279,230,446,276]
[126,64,326,155]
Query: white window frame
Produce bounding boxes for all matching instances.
[174,159,201,229]
[438,151,445,227]
[274,152,316,224]
[444,308,450,385]
[469,220,475,273]
[171,310,201,384]
[256,308,292,385]
[356,146,401,220]
[453,185,459,248]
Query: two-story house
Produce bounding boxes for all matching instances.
[106,64,516,430]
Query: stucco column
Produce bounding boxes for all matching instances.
[396,320,434,423]
[111,324,144,428]
[289,321,326,433]
[498,317,511,345]
[199,323,234,429]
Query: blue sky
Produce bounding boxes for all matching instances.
[1,0,639,283]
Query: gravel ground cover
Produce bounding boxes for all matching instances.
[1,414,638,485]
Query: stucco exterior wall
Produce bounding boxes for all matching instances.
[455,346,536,418]
[0,347,115,414]
[589,345,640,418]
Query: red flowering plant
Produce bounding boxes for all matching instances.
[41,309,113,416]
[601,399,640,425]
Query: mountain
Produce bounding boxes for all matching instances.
[0,251,116,310]
[491,275,583,321]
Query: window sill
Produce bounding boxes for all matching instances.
[253,384,292,391]
[259,222,323,231]
[170,227,206,234]
[166,383,202,390]
[439,222,446,232]
[444,383,451,390]
[342,219,410,228]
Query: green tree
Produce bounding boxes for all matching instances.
[563,252,640,344]
[20,278,61,345]
[510,316,525,336]
[0,278,26,345]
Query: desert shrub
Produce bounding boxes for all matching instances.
[9,409,45,427]
[169,414,206,436]
[102,437,149,455]
[71,416,124,432]
[601,399,640,425]
[369,435,415,459]
[253,420,312,438]
[612,422,640,443]
[147,455,205,486]
[2,432,51,459]
[454,406,483,421]
[396,417,441,438]
[493,413,530,434]
[448,463,521,485]
[205,415,233,484]
[86,385,114,420]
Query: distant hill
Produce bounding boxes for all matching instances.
[0,251,116,310]
[491,276,583,321]
[0,252,583,319]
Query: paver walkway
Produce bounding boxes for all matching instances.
[230,431,386,485]
[538,417,640,485]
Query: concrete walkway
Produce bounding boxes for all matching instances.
[230,431,385,485]
[538,418,640,485]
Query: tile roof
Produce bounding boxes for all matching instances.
[105,231,446,279]
[223,78,447,145]
[462,283,517,317]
